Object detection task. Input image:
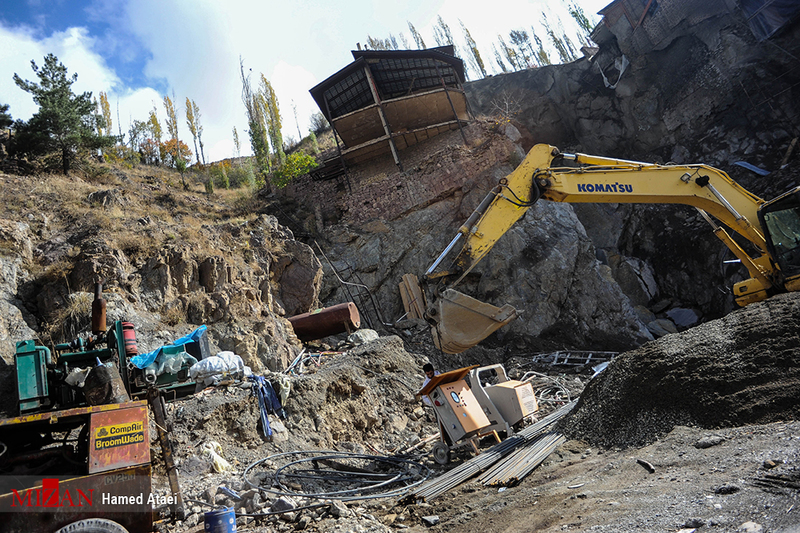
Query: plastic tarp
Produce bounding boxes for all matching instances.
[740,0,800,40]
[188,351,251,387]
[130,325,207,369]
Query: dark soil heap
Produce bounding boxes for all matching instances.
[561,292,800,448]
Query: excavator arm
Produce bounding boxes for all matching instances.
[413,144,799,354]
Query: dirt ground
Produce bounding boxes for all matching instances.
[151,293,799,533]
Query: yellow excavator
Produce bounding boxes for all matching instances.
[402,144,800,353]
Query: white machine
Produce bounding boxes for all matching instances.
[468,364,538,436]
[421,364,538,464]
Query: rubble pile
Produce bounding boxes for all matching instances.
[160,336,445,531]
[561,292,800,448]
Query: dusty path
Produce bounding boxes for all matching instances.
[402,422,799,533]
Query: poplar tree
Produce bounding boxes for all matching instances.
[492,44,509,73]
[240,60,270,174]
[461,20,487,79]
[408,21,426,49]
[260,74,284,166]
[147,107,163,165]
[232,126,241,158]
[568,2,596,44]
[509,30,533,68]
[433,15,470,79]
[497,35,519,71]
[185,97,202,166]
[163,95,178,143]
[531,29,552,66]
[542,13,578,63]
[98,92,112,136]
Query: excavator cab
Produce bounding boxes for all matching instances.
[759,186,800,283]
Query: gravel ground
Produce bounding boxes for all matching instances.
[153,293,799,532]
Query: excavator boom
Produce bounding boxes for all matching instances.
[406,144,800,353]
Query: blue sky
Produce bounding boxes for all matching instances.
[1,0,610,163]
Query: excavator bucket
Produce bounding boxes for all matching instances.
[428,289,519,354]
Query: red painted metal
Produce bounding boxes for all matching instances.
[122,322,138,356]
[288,302,361,341]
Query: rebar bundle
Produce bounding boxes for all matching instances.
[406,400,575,502]
[478,432,566,486]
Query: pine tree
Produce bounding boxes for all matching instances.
[0,104,12,129]
[12,53,113,174]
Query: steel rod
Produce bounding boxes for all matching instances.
[407,401,575,502]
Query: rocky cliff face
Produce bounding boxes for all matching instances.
[294,8,800,353]
[313,122,654,352]
[0,173,322,371]
[459,7,800,323]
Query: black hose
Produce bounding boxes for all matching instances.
[242,450,430,502]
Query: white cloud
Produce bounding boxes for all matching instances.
[0,24,119,121]
[2,0,612,165]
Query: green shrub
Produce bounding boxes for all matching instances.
[271,152,317,188]
[229,165,256,188]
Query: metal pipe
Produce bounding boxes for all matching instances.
[425,233,462,276]
[702,181,744,220]
[287,302,361,342]
[148,387,185,520]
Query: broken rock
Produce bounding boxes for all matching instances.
[422,515,440,527]
[329,500,350,518]
[694,435,724,449]
[271,496,297,513]
[348,329,379,345]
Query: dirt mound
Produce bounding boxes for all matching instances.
[561,292,800,448]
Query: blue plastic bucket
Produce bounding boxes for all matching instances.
[204,507,236,532]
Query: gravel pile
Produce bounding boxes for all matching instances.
[560,292,800,448]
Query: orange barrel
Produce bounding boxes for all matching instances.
[122,322,138,356]
[288,302,361,341]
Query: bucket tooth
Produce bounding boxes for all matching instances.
[429,289,519,354]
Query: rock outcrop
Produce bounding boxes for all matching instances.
[0,178,322,371]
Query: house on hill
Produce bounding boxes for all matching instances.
[309,45,471,177]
